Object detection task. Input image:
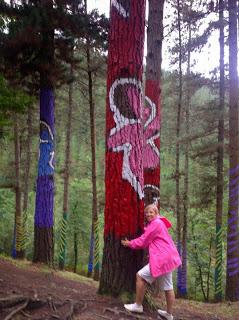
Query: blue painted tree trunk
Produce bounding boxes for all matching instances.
[33,88,55,264]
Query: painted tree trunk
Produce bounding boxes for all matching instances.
[215,0,224,302]
[176,0,183,297]
[33,88,55,264]
[143,0,164,207]
[226,0,239,302]
[99,0,146,296]
[33,0,55,265]
[59,62,74,270]
[87,227,94,277]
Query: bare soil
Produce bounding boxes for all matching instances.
[0,257,238,320]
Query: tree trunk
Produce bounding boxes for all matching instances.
[13,116,24,259]
[23,107,33,214]
[99,0,146,296]
[59,61,74,270]
[74,231,78,274]
[33,89,55,265]
[85,0,99,280]
[176,0,183,297]
[226,0,239,301]
[87,227,94,277]
[143,0,164,207]
[22,106,33,256]
[33,1,55,264]
[181,1,193,298]
[215,0,225,302]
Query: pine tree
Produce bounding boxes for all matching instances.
[99,0,146,296]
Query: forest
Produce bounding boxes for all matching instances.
[0,0,239,319]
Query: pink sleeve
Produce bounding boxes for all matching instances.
[129,221,160,250]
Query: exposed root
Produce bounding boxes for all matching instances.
[64,300,74,320]
[0,295,26,308]
[3,299,29,320]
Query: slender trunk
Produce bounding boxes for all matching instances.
[22,106,33,256]
[226,0,239,301]
[87,227,94,277]
[181,10,192,299]
[206,235,213,302]
[176,0,183,297]
[143,0,164,207]
[192,221,207,301]
[23,107,33,213]
[59,60,74,270]
[215,0,225,302]
[14,116,23,259]
[74,232,78,273]
[99,0,146,296]
[85,0,99,281]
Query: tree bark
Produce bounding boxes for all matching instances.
[99,0,146,296]
[215,0,225,302]
[176,0,183,297]
[180,5,192,298]
[226,0,239,301]
[74,231,78,274]
[13,116,24,259]
[143,0,164,207]
[23,107,33,214]
[33,0,55,264]
[21,106,33,257]
[85,0,100,280]
[59,60,74,270]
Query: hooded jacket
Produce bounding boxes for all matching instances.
[129,216,182,277]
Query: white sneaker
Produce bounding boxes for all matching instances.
[157,309,174,320]
[124,303,143,313]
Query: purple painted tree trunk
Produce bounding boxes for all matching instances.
[33,88,55,264]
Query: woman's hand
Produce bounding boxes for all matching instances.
[121,239,130,247]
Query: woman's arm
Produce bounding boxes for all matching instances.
[128,221,160,249]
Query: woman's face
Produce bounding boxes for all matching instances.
[145,207,157,222]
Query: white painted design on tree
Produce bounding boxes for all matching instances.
[108,78,144,199]
[111,0,129,18]
[144,184,160,205]
[144,96,156,129]
[143,96,160,168]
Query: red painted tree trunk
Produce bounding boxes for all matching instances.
[143,0,164,207]
[99,0,146,296]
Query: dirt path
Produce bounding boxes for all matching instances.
[0,257,238,320]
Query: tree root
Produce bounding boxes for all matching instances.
[0,295,90,320]
[0,295,26,308]
[3,299,29,320]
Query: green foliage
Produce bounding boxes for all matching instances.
[0,190,14,254]
[0,74,33,126]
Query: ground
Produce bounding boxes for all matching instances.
[0,257,238,320]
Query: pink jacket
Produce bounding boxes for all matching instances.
[129,216,181,277]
